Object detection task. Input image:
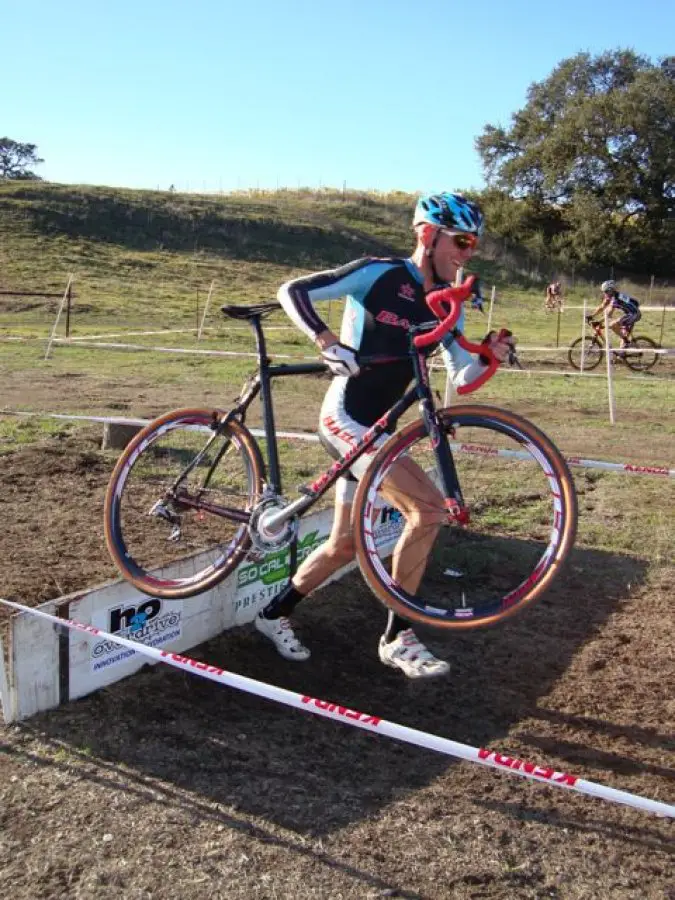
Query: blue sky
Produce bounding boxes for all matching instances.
[3,0,673,195]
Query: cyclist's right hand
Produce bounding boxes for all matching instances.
[321,342,360,377]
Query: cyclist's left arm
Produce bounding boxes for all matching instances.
[440,307,512,389]
[590,299,607,318]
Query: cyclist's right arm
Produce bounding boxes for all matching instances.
[278,259,387,347]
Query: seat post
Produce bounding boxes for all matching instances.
[249,315,269,366]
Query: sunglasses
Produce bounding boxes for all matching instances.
[440,229,479,251]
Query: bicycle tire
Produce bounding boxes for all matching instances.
[353,405,577,630]
[568,337,602,371]
[624,336,659,372]
[104,408,265,599]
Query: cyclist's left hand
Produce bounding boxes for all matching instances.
[483,328,516,364]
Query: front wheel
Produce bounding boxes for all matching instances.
[104,408,265,599]
[568,337,602,370]
[353,405,577,630]
[624,336,659,372]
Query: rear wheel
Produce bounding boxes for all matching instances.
[353,405,577,630]
[568,337,602,370]
[624,336,659,372]
[104,408,264,599]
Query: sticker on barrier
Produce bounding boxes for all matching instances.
[0,501,404,723]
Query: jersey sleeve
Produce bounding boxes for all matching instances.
[278,259,389,341]
[439,307,487,388]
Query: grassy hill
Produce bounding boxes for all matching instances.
[0,181,549,335]
[0,180,671,348]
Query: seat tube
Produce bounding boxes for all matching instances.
[250,317,282,493]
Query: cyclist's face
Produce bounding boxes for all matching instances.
[435,229,477,280]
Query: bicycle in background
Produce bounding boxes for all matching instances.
[568,318,660,373]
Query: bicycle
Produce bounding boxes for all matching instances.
[568,319,659,373]
[104,297,578,631]
[544,294,563,312]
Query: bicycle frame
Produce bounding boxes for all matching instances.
[588,320,632,348]
[207,313,465,533]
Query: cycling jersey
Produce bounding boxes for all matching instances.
[279,256,484,426]
[609,292,640,315]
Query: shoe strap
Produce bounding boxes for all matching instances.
[395,630,436,662]
[277,618,304,649]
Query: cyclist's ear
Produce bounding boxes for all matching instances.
[416,223,437,251]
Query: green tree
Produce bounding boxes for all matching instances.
[0,137,44,180]
[476,50,675,272]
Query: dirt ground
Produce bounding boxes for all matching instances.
[1,404,674,897]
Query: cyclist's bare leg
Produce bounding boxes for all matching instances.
[288,457,445,598]
[291,495,355,594]
[379,456,446,595]
[610,320,628,348]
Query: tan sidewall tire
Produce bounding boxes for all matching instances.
[103,408,264,599]
[353,405,577,631]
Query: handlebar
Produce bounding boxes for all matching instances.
[411,276,500,395]
[412,278,476,349]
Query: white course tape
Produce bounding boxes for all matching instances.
[0,597,672,819]
[450,441,674,479]
[1,409,671,475]
[50,339,317,361]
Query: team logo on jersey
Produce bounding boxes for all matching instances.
[397,283,417,302]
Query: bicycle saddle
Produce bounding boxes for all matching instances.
[221,302,282,320]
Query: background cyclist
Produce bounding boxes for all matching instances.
[545,280,563,310]
[588,280,641,353]
[255,192,515,679]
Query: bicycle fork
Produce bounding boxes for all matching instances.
[426,409,468,525]
[412,348,469,526]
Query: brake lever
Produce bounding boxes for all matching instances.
[508,347,523,370]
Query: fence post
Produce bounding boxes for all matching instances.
[555,304,562,348]
[65,282,73,338]
[197,280,215,341]
[486,285,496,333]
[603,307,616,425]
[44,274,74,360]
[580,298,587,374]
[648,275,654,304]
[658,300,667,347]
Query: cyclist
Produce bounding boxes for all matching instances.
[545,281,563,310]
[588,280,641,352]
[255,192,515,679]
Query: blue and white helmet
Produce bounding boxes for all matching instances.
[413,192,485,236]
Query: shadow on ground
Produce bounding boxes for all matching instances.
[9,545,651,841]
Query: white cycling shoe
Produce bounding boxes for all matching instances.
[378,629,450,679]
[255,614,311,662]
